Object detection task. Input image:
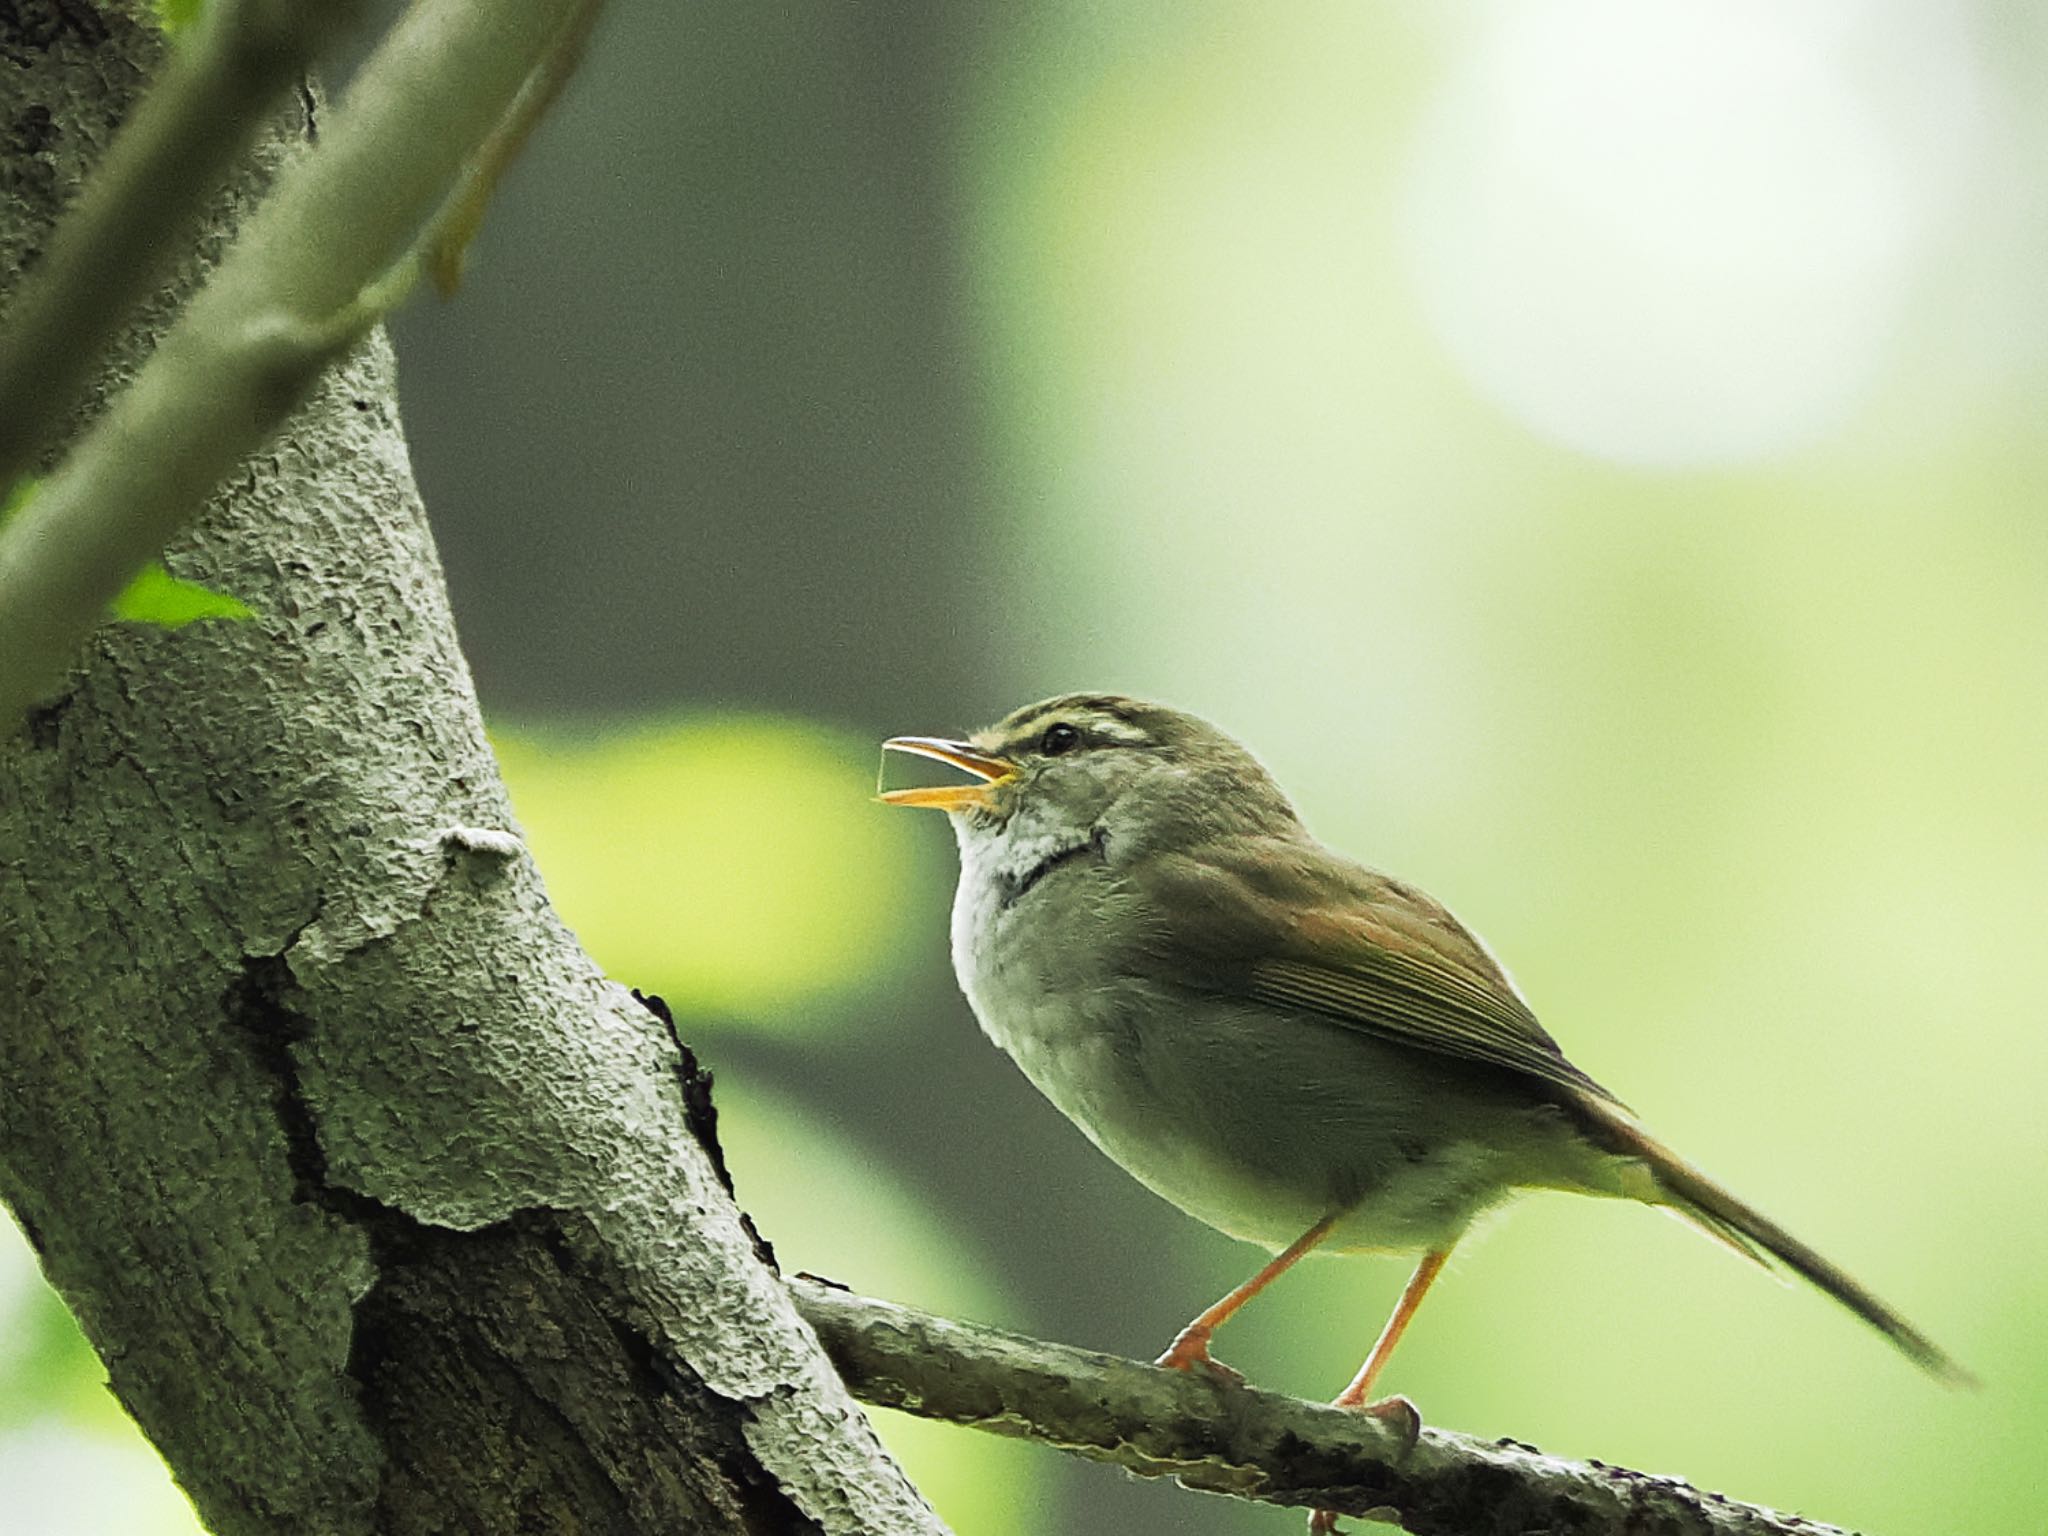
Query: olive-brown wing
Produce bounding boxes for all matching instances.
[1120,836,1617,1103]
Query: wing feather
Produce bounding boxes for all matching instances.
[1122,836,1617,1103]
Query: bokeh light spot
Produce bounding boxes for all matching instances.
[1399,1,1973,466]
[493,715,929,1026]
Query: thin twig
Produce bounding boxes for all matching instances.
[427,0,606,296]
[0,0,601,727]
[788,1277,1857,1536]
[0,0,365,495]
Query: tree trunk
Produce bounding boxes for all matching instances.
[0,5,945,1532]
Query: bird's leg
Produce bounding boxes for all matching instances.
[1333,1245,1449,1408]
[1154,1213,1337,1379]
[1307,1247,1452,1535]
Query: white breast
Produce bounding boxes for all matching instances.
[939,810,1552,1256]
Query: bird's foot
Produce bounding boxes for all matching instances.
[1306,1395,1423,1534]
[1153,1328,1245,1386]
[1340,1392,1421,1451]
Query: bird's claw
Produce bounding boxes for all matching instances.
[1152,1334,1245,1386]
[1357,1393,1422,1455]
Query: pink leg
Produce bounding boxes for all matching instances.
[1308,1247,1452,1535]
[1334,1247,1450,1407]
[1155,1214,1337,1374]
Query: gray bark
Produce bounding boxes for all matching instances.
[792,1279,1858,1536]
[0,5,945,1533]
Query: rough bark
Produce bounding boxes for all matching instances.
[0,6,944,1533]
[791,1279,1859,1536]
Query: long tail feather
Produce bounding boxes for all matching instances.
[1576,1097,1974,1386]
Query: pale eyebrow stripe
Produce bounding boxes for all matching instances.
[994,709,1150,752]
[1086,718,1149,746]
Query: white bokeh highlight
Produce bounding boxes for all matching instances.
[1400,0,1984,467]
[0,1422,201,1536]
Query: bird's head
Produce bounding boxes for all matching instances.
[880,693,1301,860]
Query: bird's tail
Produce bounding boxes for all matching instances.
[1575,1096,1974,1386]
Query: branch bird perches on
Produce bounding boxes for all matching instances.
[788,1276,1857,1536]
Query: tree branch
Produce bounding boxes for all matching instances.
[0,0,364,496]
[788,1277,1855,1536]
[0,0,591,727]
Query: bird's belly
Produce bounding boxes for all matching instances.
[963,966,1541,1255]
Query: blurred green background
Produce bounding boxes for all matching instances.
[7,1,2046,1531]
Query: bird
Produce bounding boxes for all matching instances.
[880,692,1967,1531]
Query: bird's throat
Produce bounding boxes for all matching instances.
[997,825,1108,910]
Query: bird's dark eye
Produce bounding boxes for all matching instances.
[1040,722,1082,757]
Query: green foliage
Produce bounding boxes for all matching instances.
[492,715,931,1026]
[107,563,251,627]
[0,1284,110,1431]
[152,0,204,38]
[3,478,250,629]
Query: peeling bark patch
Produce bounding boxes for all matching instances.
[223,953,332,1203]
[23,693,67,749]
[634,988,780,1274]
[351,1211,824,1536]
[222,963,832,1529]
[223,949,410,1238]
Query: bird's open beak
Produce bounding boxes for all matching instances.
[878,736,1016,812]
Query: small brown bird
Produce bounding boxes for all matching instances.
[883,693,1967,1531]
